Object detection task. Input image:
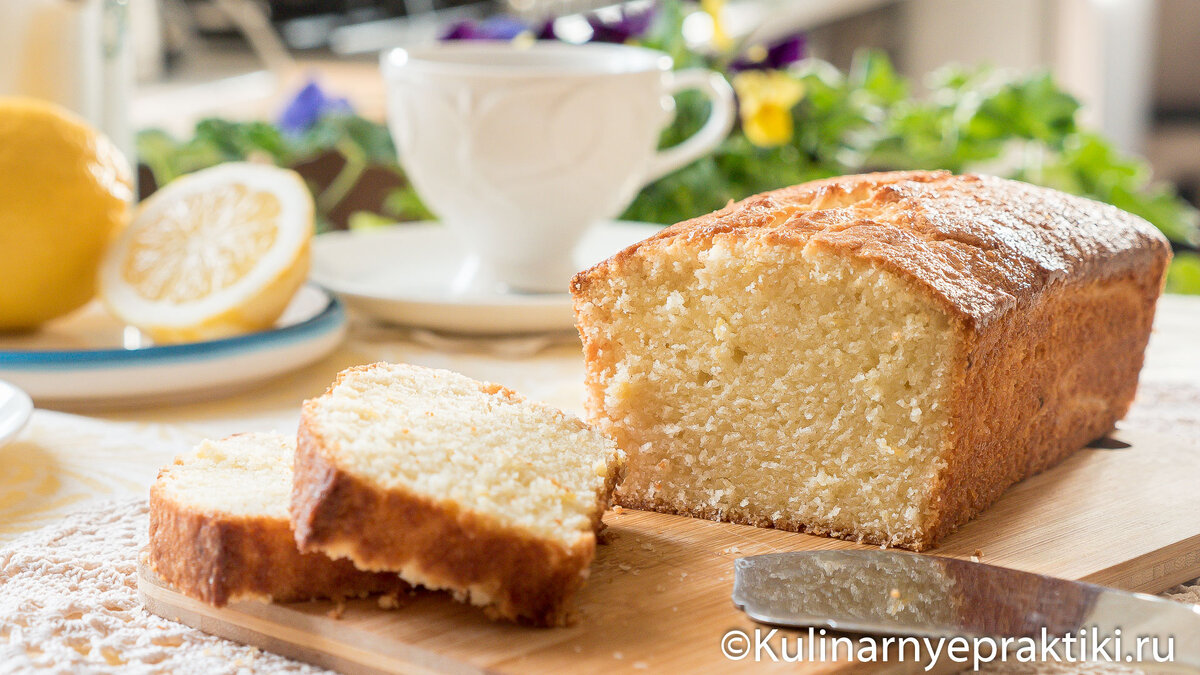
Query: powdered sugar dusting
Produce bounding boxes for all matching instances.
[0,498,328,674]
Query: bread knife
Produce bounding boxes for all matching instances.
[732,551,1200,671]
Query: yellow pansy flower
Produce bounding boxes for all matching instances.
[732,70,805,148]
[511,31,535,49]
[701,0,732,51]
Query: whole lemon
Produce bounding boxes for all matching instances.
[0,97,132,330]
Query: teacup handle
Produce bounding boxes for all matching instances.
[646,68,736,182]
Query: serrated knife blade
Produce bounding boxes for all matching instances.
[732,551,1200,671]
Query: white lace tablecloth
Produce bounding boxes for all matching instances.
[2,297,1199,674]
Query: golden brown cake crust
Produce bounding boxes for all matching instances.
[575,171,1168,331]
[573,171,1170,551]
[290,365,616,627]
[148,481,403,608]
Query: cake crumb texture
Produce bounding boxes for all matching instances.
[291,362,625,626]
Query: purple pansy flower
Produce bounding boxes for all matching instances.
[535,18,559,41]
[586,4,658,43]
[730,34,807,71]
[440,16,530,41]
[278,80,352,135]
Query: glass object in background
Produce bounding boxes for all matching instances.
[0,0,134,164]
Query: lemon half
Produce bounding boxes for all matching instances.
[99,163,313,343]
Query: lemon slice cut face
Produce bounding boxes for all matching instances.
[100,163,313,343]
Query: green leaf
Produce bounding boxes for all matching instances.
[348,210,398,231]
[848,49,908,105]
[383,186,436,222]
[1108,184,1200,245]
[190,118,292,165]
[1166,252,1200,295]
[296,114,397,164]
[135,128,184,186]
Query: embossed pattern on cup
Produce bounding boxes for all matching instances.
[382,42,733,294]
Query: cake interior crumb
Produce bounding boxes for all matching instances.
[578,233,957,546]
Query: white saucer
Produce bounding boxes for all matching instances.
[0,285,346,410]
[311,221,661,334]
[0,380,32,446]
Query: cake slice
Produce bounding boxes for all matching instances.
[291,363,626,627]
[149,433,404,606]
[572,171,1170,551]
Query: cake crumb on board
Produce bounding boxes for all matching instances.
[327,599,346,620]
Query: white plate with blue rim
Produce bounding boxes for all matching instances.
[0,380,33,446]
[0,284,346,410]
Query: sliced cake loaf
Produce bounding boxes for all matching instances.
[572,171,1170,551]
[291,363,626,626]
[149,433,403,606]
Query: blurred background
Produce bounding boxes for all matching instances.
[120,0,1199,185]
[4,0,1199,290]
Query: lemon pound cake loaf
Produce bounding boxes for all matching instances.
[572,171,1170,551]
[149,433,403,606]
[291,363,626,626]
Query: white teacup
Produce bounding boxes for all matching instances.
[381,41,735,293]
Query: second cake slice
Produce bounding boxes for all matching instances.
[150,432,404,606]
[291,363,626,626]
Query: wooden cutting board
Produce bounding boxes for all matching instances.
[139,428,1200,674]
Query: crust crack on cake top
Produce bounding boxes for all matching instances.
[572,171,1169,551]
